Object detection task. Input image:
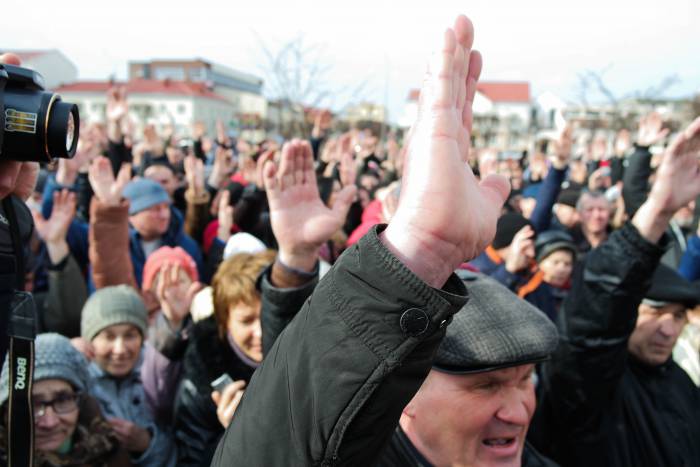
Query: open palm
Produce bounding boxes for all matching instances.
[385,15,509,283]
[264,140,355,266]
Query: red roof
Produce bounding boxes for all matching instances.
[54,79,229,102]
[476,82,530,103]
[8,50,48,61]
[407,81,530,103]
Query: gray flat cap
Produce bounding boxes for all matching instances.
[434,270,559,374]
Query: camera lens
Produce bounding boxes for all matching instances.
[66,112,75,152]
[46,99,79,160]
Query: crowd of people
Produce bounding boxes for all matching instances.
[0,12,699,467]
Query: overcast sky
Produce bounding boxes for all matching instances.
[4,0,699,123]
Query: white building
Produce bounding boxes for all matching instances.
[54,80,237,139]
[3,49,78,90]
[128,59,266,140]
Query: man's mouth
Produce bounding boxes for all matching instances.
[482,438,516,447]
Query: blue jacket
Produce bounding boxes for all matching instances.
[88,344,177,467]
[42,174,203,290]
[128,207,203,287]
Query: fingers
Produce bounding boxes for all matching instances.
[0,53,21,66]
[429,28,457,108]
[331,185,358,221]
[262,159,278,194]
[0,160,22,200]
[478,173,511,209]
[278,142,295,191]
[463,50,483,132]
[300,141,315,187]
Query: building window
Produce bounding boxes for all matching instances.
[154,67,186,81]
[189,67,208,82]
[177,104,186,115]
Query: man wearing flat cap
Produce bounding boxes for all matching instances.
[529,116,700,466]
[378,271,559,466]
[211,15,560,467]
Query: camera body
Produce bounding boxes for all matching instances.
[0,64,79,163]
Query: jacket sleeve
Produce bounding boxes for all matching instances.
[89,198,138,290]
[140,343,182,427]
[131,420,177,467]
[678,235,700,281]
[211,225,468,466]
[183,190,211,245]
[622,145,652,218]
[41,254,87,338]
[530,167,567,233]
[174,379,223,467]
[536,223,665,437]
[259,265,319,356]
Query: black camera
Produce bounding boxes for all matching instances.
[0,64,79,163]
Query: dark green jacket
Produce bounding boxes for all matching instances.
[211,226,468,466]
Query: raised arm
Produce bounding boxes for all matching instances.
[88,156,136,289]
[211,15,508,466]
[622,112,669,217]
[530,126,572,233]
[535,115,700,455]
[260,140,356,354]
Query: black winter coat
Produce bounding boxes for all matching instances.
[173,267,318,467]
[529,223,700,467]
[173,316,257,467]
[211,226,468,466]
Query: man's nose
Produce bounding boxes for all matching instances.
[495,390,531,427]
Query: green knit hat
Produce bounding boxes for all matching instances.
[81,285,148,342]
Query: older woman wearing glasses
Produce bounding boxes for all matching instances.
[0,333,132,466]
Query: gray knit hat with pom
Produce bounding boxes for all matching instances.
[0,333,90,407]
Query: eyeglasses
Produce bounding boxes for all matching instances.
[32,392,81,418]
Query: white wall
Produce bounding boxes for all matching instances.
[24,51,78,90]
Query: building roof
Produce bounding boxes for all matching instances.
[476,82,530,103]
[3,50,50,61]
[54,79,229,102]
[407,81,531,104]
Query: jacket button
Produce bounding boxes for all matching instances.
[400,308,430,337]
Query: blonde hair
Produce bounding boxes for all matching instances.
[211,250,276,339]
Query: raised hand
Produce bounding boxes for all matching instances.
[263,140,356,272]
[505,225,535,274]
[184,155,205,196]
[637,112,669,147]
[32,189,75,244]
[88,156,131,206]
[633,116,700,242]
[614,129,632,157]
[255,150,275,189]
[550,125,573,170]
[31,189,76,264]
[382,15,509,287]
[106,86,129,122]
[339,148,357,188]
[217,190,234,242]
[155,263,202,329]
[209,147,235,188]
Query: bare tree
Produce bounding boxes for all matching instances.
[256,33,370,139]
[572,65,682,130]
